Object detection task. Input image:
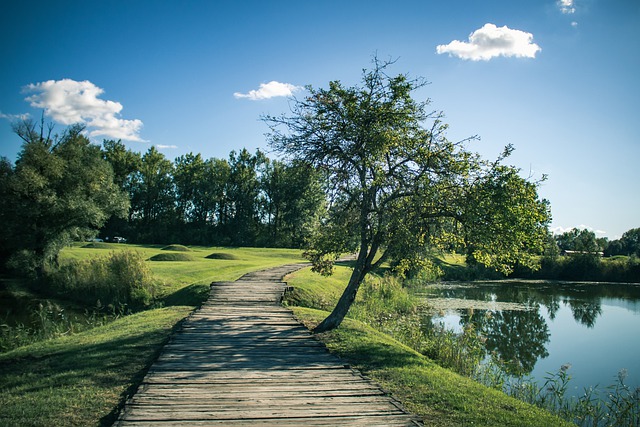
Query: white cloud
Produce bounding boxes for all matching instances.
[0,111,30,121]
[558,0,576,14]
[571,21,578,28]
[436,23,541,61]
[234,81,302,100]
[156,144,178,149]
[551,225,607,236]
[23,79,145,142]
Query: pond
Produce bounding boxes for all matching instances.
[420,280,640,397]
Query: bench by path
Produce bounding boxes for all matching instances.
[115,264,422,426]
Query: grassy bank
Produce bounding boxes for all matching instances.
[285,266,573,427]
[0,244,305,426]
[0,306,192,426]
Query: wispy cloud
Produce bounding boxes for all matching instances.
[0,111,30,121]
[558,0,576,14]
[23,79,146,142]
[436,23,541,61]
[234,81,302,100]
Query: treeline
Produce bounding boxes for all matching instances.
[509,227,640,282]
[101,140,325,248]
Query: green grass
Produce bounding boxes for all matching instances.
[285,266,572,427]
[0,244,306,426]
[0,306,192,426]
[148,252,195,261]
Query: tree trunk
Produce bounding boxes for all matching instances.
[313,246,370,333]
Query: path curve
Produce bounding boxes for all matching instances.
[115,264,422,426]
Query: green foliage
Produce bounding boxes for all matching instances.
[48,250,158,310]
[513,254,640,283]
[0,301,115,352]
[264,57,550,332]
[478,364,640,427]
[286,266,487,378]
[1,121,129,278]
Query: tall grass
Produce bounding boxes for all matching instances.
[47,250,159,311]
[476,363,640,427]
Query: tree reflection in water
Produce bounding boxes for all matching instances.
[461,307,550,376]
[431,281,628,376]
[565,298,602,328]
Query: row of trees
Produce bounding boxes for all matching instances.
[101,142,325,248]
[553,227,640,257]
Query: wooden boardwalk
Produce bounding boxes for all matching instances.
[115,264,422,426]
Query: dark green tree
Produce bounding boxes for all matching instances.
[264,59,551,332]
[101,139,141,239]
[260,159,324,247]
[129,146,175,242]
[2,120,128,279]
[226,149,265,246]
[555,228,599,254]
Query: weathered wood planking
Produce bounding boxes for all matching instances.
[115,264,422,426]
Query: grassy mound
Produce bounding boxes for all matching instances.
[149,253,194,262]
[161,244,191,252]
[205,252,239,260]
[82,242,111,249]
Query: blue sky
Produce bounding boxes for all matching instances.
[1,0,638,239]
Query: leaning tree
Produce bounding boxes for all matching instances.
[263,59,550,333]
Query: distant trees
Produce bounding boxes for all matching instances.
[99,144,325,248]
[604,228,640,257]
[555,228,601,254]
[264,58,551,332]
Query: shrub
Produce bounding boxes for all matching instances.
[48,250,158,310]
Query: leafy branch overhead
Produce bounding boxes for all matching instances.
[263,57,551,332]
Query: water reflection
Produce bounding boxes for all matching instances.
[462,308,550,376]
[425,281,640,376]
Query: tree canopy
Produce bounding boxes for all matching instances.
[1,120,129,278]
[264,59,551,332]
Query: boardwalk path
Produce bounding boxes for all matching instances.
[116,264,422,426]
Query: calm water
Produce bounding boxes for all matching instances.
[422,281,640,397]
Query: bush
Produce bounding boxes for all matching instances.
[351,274,417,325]
[48,250,158,311]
